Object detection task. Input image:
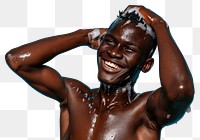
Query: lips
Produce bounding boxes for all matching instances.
[101,58,124,73]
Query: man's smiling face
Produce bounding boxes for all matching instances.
[97,19,155,85]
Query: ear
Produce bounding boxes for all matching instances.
[141,58,154,73]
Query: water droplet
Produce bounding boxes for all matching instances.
[82,98,85,102]
[84,93,88,98]
[72,86,76,89]
[186,106,191,113]
[88,103,93,110]
[166,114,171,119]
[116,90,120,94]
[76,87,79,92]
[122,88,127,92]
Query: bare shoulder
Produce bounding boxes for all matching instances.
[62,77,94,101]
[63,77,92,92]
[131,91,154,105]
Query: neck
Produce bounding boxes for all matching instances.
[97,67,141,107]
[98,81,138,108]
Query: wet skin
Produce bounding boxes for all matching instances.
[97,20,155,85]
[6,6,194,140]
[60,79,160,140]
[61,23,159,139]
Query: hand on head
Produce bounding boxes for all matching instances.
[88,28,107,49]
[124,5,165,27]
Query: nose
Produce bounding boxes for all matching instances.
[107,44,123,59]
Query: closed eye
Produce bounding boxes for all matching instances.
[123,46,136,53]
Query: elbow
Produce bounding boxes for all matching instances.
[179,83,194,95]
[171,81,194,102]
[5,50,21,71]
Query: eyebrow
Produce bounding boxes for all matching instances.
[104,34,117,41]
[126,41,139,47]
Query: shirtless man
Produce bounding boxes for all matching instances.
[6,6,194,140]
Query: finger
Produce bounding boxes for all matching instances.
[99,28,107,35]
[139,9,152,25]
[88,29,101,42]
[124,5,135,11]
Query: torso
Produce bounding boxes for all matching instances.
[60,79,161,140]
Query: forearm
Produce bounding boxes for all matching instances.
[153,21,194,99]
[6,29,91,70]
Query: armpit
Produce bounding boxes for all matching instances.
[142,113,161,131]
[60,98,68,108]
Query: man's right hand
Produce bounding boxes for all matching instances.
[87,28,107,50]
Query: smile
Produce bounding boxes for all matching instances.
[101,58,124,73]
[105,60,119,69]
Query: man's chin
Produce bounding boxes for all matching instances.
[98,73,117,85]
[97,72,129,86]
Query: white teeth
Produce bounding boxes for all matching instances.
[105,60,119,69]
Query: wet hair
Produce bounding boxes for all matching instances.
[118,10,147,27]
[109,8,158,57]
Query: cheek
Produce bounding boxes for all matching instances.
[98,43,110,55]
[124,54,141,68]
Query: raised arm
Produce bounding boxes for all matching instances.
[129,6,194,126]
[5,29,94,102]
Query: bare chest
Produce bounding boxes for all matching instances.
[66,96,152,140]
[63,85,159,140]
